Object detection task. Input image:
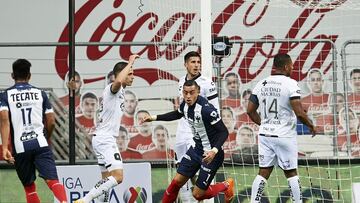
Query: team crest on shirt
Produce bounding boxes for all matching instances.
[210,111,218,118]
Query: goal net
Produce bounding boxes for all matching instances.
[145,0,360,202]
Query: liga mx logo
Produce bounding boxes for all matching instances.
[123,186,147,203]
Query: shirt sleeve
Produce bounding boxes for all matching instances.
[288,79,301,100]
[0,92,9,111]
[202,104,221,125]
[42,91,53,114]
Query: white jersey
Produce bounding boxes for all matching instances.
[176,74,219,143]
[252,75,301,137]
[0,83,53,154]
[94,84,124,137]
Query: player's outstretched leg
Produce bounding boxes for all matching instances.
[287,176,302,203]
[162,179,182,203]
[192,178,234,202]
[75,176,118,203]
[46,179,67,203]
[24,182,41,203]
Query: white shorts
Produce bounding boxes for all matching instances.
[175,119,194,163]
[92,135,123,172]
[258,135,298,170]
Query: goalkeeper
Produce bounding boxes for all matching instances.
[141,80,234,203]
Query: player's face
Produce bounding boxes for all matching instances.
[73,75,82,95]
[351,73,360,92]
[237,128,255,148]
[226,75,240,97]
[136,112,152,134]
[82,98,98,118]
[221,109,235,132]
[183,85,199,106]
[117,130,128,151]
[284,60,294,77]
[123,68,135,86]
[124,93,137,115]
[185,56,201,79]
[155,129,167,149]
[242,93,250,111]
[308,72,323,93]
[335,95,345,113]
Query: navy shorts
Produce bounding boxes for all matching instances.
[14,146,58,186]
[177,146,224,190]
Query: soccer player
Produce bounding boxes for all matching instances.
[0,59,67,203]
[176,51,219,202]
[74,54,139,203]
[247,53,316,203]
[142,80,235,203]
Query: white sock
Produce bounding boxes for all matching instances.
[251,175,267,203]
[179,180,197,203]
[83,176,118,203]
[287,176,302,203]
[97,190,110,203]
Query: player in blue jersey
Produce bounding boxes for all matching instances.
[0,59,68,203]
[142,80,235,203]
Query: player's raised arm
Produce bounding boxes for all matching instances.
[290,98,316,137]
[111,54,139,93]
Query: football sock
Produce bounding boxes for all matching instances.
[47,179,67,202]
[97,190,110,203]
[24,182,40,203]
[179,180,197,202]
[288,176,302,203]
[251,175,267,203]
[194,182,228,201]
[83,176,118,203]
[162,179,181,203]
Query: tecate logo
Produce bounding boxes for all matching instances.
[123,186,147,203]
[213,42,227,51]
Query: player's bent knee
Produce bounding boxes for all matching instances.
[110,169,123,184]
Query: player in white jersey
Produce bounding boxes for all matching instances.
[0,59,67,203]
[176,51,219,202]
[74,55,139,203]
[247,53,316,203]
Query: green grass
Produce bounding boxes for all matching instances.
[1,164,359,203]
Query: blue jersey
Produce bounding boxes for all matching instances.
[0,82,53,154]
[178,96,222,153]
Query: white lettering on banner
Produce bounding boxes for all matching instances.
[55,163,152,203]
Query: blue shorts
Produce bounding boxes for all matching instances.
[14,146,58,186]
[177,146,224,190]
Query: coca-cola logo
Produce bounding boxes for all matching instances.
[290,0,347,12]
[54,0,344,85]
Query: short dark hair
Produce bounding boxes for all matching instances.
[350,68,360,78]
[242,89,252,98]
[184,51,201,63]
[107,70,114,79]
[135,109,150,118]
[183,80,200,91]
[154,125,168,135]
[81,92,98,101]
[273,53,291,69]
[12,59,31,80]
[113,62,128,77]
[224,72,239,80]
[124,90,137,100]
[222,106,234,117]
[67,70,81,80]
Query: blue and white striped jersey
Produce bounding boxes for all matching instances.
[178,96,222,152]
[0,83,53,154]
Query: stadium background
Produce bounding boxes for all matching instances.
[1,0,360,202]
